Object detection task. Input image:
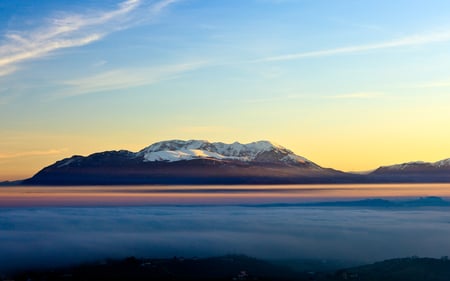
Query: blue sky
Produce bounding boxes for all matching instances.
[1,0,450,180]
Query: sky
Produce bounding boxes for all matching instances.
[1,0,450,180]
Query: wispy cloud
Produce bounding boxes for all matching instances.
[328,92,383,99]
[0,0,180,77]
[151,0,181,14]
[179,125,232,134]
[92,60,108,67]
[244,94,306,104]
[243,92,383,104]
[404,80,450,89]
[253,30,450,63]
[56,61,207,97]
[0,149,66,159]
[0,66,18,77]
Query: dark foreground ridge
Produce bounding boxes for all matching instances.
[6,255,298,281]
[4,255,450,281]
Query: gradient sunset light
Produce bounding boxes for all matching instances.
[1,0,450,181]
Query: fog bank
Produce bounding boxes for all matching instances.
[1,206,450,272]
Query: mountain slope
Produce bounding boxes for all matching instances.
[369,158,450,182]
[24,140,351,185]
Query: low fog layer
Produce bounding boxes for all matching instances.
[1,206,450,272]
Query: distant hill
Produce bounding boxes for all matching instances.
[369,159,450,182]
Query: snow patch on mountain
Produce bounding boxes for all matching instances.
[379,158,450,170]
[142,149,235,162]
[380,161,427,171]
[434,158,450,168]
[57,158,77,168]
[281,154,309,163]
[138,140,310,164]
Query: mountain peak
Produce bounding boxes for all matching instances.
[434,158,450,168]
[378,161,428,171]
[138,139,310,164]
[141,139,283,152]
[376,158,450,171]
[140,139,211,153]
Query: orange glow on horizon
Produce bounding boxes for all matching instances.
[1,184,449,207]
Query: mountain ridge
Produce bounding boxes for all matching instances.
[369,158,450,182]
[23,140,350,185]
[18,139,450,185]
[136,139,314,165]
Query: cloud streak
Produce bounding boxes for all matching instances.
[0,149,66,159]
[405,81,450,89]
[56,61,207,97]
[151,0,181,14]
[0,0,179,77]
[253,30,450,62]
[243,94,306,104]
[328,92,383,99]
[179,125,232,134]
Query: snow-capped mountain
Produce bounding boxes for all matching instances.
[137,140,312,165]
[433,158,450,168]
[372,158,450,172]
[369,158,450,182]
[21,139,450,185]
[374,161,431,171]
[23,140,347,185]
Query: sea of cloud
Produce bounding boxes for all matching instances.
[1,205,450,272]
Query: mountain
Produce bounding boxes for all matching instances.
[24,140,352,185]
[137,140,313,164]
[369,158,450,182]
[21,140,450,185]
